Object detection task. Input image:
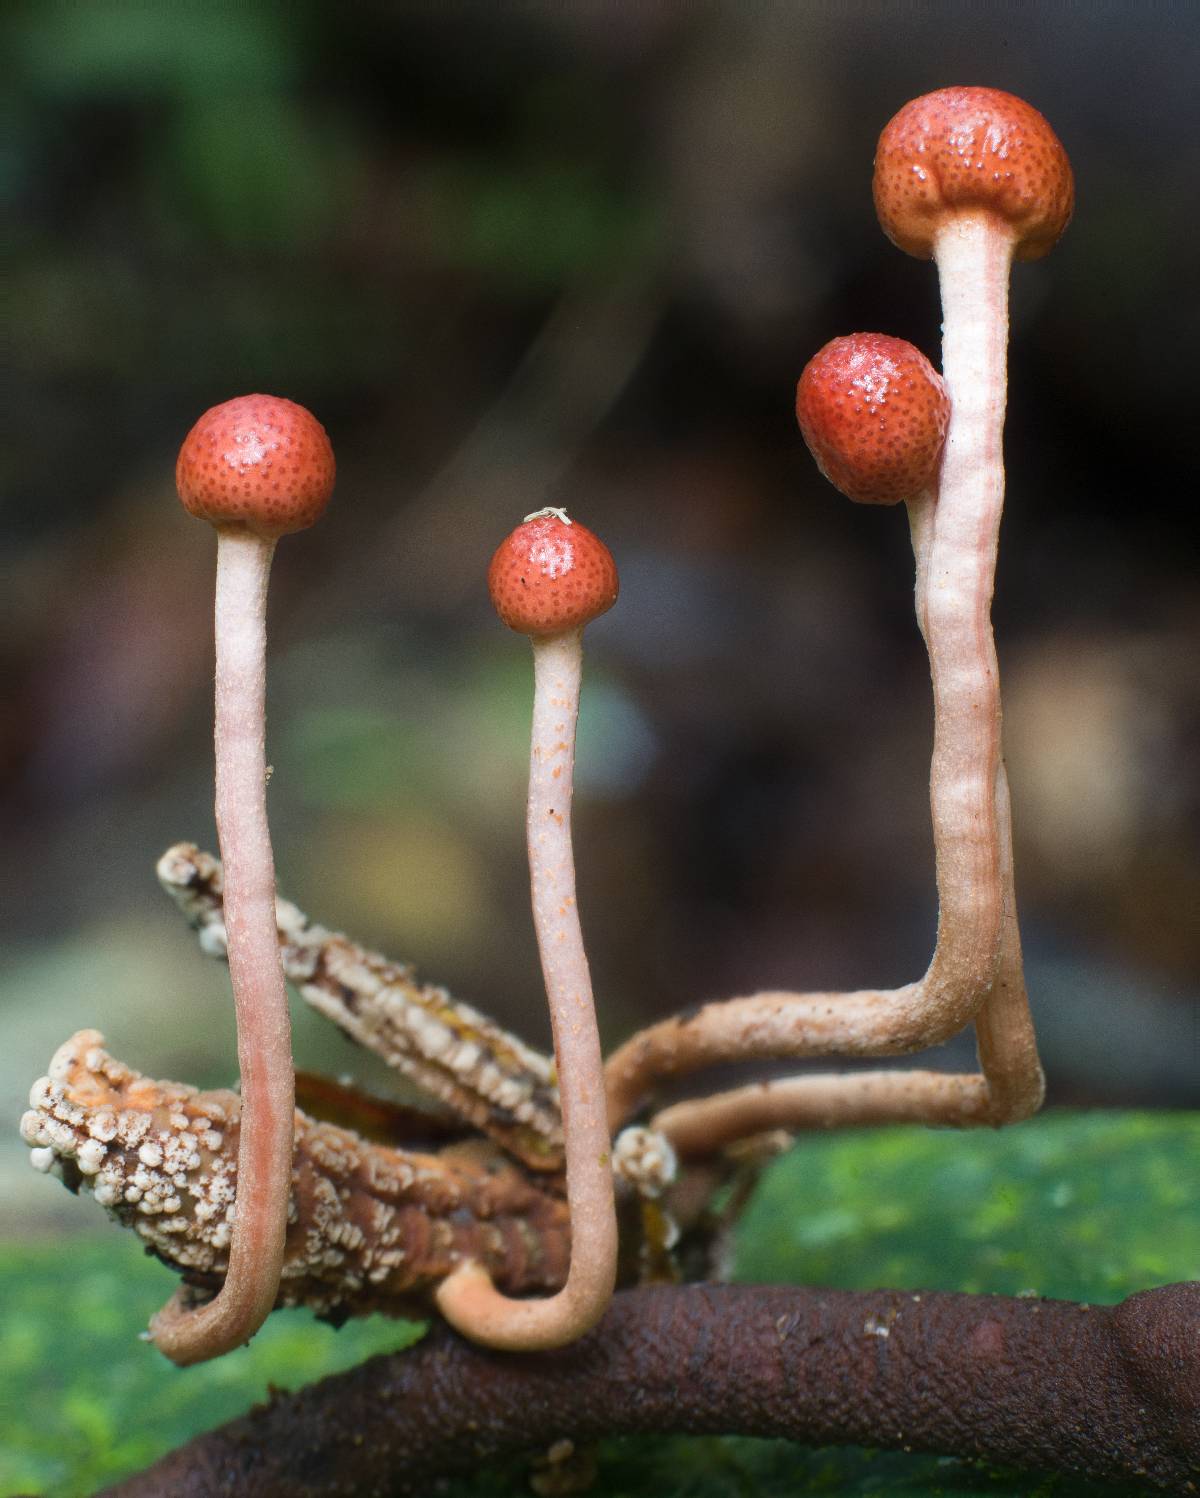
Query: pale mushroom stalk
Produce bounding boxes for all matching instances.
[154,393,335,1364]
[974,761,1042,1119]
[932,215,1044,1122]
[652,1070,992,1159]
[436,511,619,1350]
[437,630,616,1349]
[905,464,1040,1122]
[150,529,294,1364]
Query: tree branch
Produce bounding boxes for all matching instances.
[100,1280,1198,1496]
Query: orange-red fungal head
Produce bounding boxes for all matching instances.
[796,333,950,506]
[873,86,1074,262]
[488,509,619,636]
[176,394,335,539]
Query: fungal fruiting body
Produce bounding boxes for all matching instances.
[795,330,950,657]
[872,86,1074,264]
[175,393,337,537]
[486,507,619,636]
[875,87,1072,1121]
[795,333,949,508]
[435,509,620,1350]
[155,394,334,1366]
[607,90,1070,1138]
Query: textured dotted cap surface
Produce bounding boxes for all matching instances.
[873,86,1074,262]
[176,394,335,538]
[796,333,950,506]
[488,514,618,636]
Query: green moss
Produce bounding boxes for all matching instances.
[735,1109,1198,1301]
[2,1110,1194,1497]
[0,1236,422,1496]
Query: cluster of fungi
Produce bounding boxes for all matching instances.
[19,88,1198,1493]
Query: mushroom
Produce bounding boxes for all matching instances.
[434,508,620,1350]
[151,393,335,1365]
[795,330,947,610]
[873,86,1072,1120]
[605,89,1072,1137]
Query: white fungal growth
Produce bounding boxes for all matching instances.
[76,1138,108,1174]
[612,1126,678,1199]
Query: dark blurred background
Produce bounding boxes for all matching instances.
[4,2,1197,1228]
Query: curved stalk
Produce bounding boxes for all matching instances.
[150,529,295,1365]
[437,629,617,1349]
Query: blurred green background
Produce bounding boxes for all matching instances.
[3,0,1196,1305]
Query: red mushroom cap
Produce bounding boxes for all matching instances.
[873,86,1074,262]
[796,333,950,506]
[488,510,619,636]
[176,394,335,539]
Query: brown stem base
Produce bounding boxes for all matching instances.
[100,1281,1198,1496]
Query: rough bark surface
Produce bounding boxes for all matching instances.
[100,1281,1198,1496]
